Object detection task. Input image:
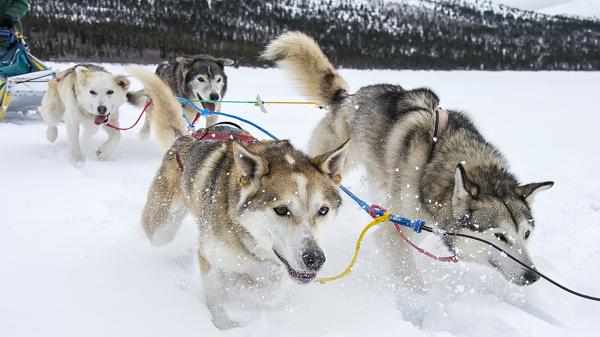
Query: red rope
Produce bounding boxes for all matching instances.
[106,98,153,131]
[369,204,458,263]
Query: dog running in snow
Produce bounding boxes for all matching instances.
[128,66,350,329]
[39,64,130,162]
[263,32,554,293]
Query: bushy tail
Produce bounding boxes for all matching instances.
[262,32,349,106]
[127,66,186,150]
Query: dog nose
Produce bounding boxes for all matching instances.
[522,269,540,285]
[209,93,220,101]
[97,106,107,114]
[302,247,326,271]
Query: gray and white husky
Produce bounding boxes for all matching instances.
[134,55,235,144]
[264,32,554,292]
[128,66,350,329]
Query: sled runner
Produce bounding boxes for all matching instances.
[0,30,56,121]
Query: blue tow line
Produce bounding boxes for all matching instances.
[178,98,425,233]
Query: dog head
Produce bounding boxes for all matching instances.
[447,163,553,286]
[233,140,350,284]
[74,66,130,125]
[177,55,235,112]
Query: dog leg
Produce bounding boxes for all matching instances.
[39,85,64,143]
[65,118,83,162]
[97,118,121,160]
[375,224,426,293]
[142,152,186,244]
[202,269,240,330]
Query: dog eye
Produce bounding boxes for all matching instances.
[89,90,97,95]
[318,206,329,216]
[198,77,205,82]
[107,90,114,95]
[216,77,222,83]
[524,230,531,239]
[274,206,290,216]
[494,233,508,243]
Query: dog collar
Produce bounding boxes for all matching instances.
[434,106,448,141]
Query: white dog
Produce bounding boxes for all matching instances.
[40,64,130,162]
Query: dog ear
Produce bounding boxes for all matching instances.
[232,142,269,185]
[515,181,553,204]
[311,139,351,184]
[113,75,130,90]
[74,66,91,81]
[453,163,479,202]
[176,57,193,66]
[216,58,235,67]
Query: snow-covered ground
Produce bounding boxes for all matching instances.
[538,0,600,18]
[1,63,600,337]
[467,0,600,18]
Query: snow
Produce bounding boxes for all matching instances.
[465,0,600,18]
[538,0,600,18]
[2,63,600,336]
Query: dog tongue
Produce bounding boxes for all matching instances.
[204,102,216,112]
[94,115,107,125]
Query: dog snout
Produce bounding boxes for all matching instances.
[302,246,326,272]
[521,269,540,285]
[97,106,107,114]
[209,93,220,101]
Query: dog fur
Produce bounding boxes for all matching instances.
[39,64,131,162]
[264,32,554,292]
[130,66,350,329]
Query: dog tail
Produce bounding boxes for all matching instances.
[127,66,187,150]
[262,32,349,106]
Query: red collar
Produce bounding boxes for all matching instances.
[191,130,258,144]
[434,106,448,140]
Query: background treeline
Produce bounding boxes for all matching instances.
[23,0,600,70]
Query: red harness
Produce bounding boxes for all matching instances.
[191,129,258,144]
[174,128,258,171]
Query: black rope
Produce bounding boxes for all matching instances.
[421,225,600,301]
[13,72,54,84]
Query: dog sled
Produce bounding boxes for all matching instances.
[0,30,56,121]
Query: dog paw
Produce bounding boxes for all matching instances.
[96,147,109,160]
[70,155,84,167]
[212,317,241,330]
[46,126,58,143]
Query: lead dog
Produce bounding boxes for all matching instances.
[264,32,553,293]
[128,66,350,329]
[40,64,130,162]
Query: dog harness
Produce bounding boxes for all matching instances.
[174,122,258,172]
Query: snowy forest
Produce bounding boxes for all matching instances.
[23,0,600,70]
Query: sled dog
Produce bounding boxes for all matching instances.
[132,55,235,144]
[264,32,554,292]
[40,64,130,161]
[128,66,350,329]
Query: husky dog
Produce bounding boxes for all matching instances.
[134,55,235,142]
[264,32,554,292]
[128,66,350,329]
[40,64,131,162]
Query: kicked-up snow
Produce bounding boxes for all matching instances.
[1,63,600,336]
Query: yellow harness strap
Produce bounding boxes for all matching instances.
[316,212,391,284]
